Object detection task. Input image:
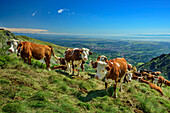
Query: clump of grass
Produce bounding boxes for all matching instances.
[2,103,21,113]
[30,92,46,101]
[78,102,91,110]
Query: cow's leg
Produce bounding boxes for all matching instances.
[44,57,51,71]
[105,82,108,90]
[72,61,75,75]
[113,78,118,98]
[119,74,126,92]
[28,57,32,65]
[81,63,84,72]
[77,63,82,76]
[24,58,27,63]
[160,82,162,87]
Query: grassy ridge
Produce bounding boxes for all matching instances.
[0,54,170,113]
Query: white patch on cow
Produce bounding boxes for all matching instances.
[73,60,82,69]
[95,61,108,80]
[8,39,20,53]
[126,73,132,81]
[81,48,90,60]
[164,79,166,84]
[154,78,158,84]
[100,55,106,61]
[116,63,120,67]
[110,62,113,64]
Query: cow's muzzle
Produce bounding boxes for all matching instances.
[17,53,20,57]
[95,76,99,80]
[8,49,13,53]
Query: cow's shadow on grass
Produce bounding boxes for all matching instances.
[78,88,114,102]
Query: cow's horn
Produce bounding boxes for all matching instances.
[89,48,91,51]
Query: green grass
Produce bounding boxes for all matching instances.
[0,30,170,112]
[0,54,169,113]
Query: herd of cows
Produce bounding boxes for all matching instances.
[6,39,170,98]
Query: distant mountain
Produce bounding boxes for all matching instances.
[138,53,170,80]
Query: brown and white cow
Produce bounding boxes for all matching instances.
[17,41,59,71]
[6,39,20,53]
[64,48,92,75]
[94,58,130,98]
[164,80,170,87]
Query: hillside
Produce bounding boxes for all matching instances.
[0,30,170,113]
[138,53,170,80]
[0,54,170,113]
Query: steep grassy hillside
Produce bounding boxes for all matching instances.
[138,53,170,80]
[0,54,170,113]
[0,30,170,113]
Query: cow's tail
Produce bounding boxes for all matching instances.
[48,45,60,59]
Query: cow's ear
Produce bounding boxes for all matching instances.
[105,66,110,71]
[7,41,11,45]
[97,56,100,61]
[18,43,22,46]
[104,58,109,63]
[89,52,92,55]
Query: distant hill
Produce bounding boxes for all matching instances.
[138,53,170,80]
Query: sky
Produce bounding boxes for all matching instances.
[1,0,170,39]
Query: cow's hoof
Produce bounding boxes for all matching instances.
[113,93,117,98]
[47,68,51,71]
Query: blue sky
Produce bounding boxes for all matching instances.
[1,0,170,38]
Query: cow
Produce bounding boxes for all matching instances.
[6,39,20,53]
[139,78,163,96]
[164,80,170,87]
[16,41,59,71]
[142,72,155,83]
[64,48,92,75]
[150,71,161,76]
[94,58,130,98]
[154,76,165,87]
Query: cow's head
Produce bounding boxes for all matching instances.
[94,61,108,80]
[97,55,108,63]
[7,39,20,53]
[17,42,23,56]
[56,57,66,65]
[81,48,92,61]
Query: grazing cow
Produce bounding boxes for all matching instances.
[142,72,155,83]
[154,76,165,87]
[150,71,161,76]
[94,58,129,98]
[139,69,152,74]
[17,41,59,71]
[6,39,20,53]
[164,80,170,87]
[139,78,163,96]
[64,48,92,75]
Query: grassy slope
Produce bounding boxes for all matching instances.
[0,30,170,113]
[0,54,170,113]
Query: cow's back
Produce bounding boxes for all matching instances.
[30,42,51,60]
[107,58,128,79]
[65,49,82,61]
